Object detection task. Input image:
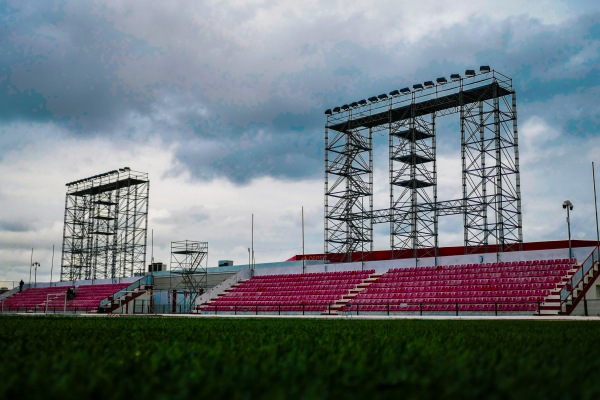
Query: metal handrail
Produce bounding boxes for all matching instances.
[99,275,153,308]
[199,299,543,316]
[560,246,599,310]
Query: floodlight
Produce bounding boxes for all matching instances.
[562,200,573,210]
[450,73,460,81]
[350,102,358,108]
[333,107,341,112]
[465,69,476,77]
[358,99,367,106]
[480,65,491,73]
[389,90,400,96]
[424,81,434,88]
[368,96,378,102]
[436,77,447,84]
[400,87,411,94]
[413,83,423,90]
[378,94,388,100]
[341,104,350,110]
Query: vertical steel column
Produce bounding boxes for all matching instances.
[410,103,418,256]
[512,92,524,248]
[369,127,374,258]
[432,113,438,260]
[480,100,489,251]
[493,85,505,251]
[324,126,329,258]
[460,79,468,250]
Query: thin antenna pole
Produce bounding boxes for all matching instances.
[150,229,154,279]
[302,206,305,274]
[50,245,55,286]
[593,162,599,245]
[251,213,254,274]
[29,248,33,285]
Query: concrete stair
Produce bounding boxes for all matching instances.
[322,272,383,315]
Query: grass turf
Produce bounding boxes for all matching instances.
[1,315,599,399]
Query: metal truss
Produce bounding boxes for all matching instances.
[60,168,149,281]
[170,240,208,312]
[390,113,438,259]
[461,81,522,252]
[324,68,523,261]
[324,117,373,262]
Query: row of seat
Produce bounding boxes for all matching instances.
[378,271,567,281]
[345,303,538,312]
[356,289,549,298]
[366,284,556,292]
[373,276,561,285]
[2,283,129,311]
[252,270,375,279]
[389,259,575,272]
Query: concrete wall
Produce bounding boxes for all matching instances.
[111,292,151,314]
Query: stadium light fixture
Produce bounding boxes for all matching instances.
[333,107,341,113]
[389,90,400,97]
[436,77,447,84]
[325,109,332,115]
[450,73,461,81]
[350,102,358,108]
[480,65,491,73]
[562,200,574,259]
[358,99,367,106]
[341,104,350,111]
[424,81,434,88]
[33,262,40,288]
[412,83,423,90]
[378,94,388,100]
[465,69,476,77]
[368,96,378,103]
[400,87,411,94]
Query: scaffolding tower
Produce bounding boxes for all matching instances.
[170,240,208,312]
[324,67,523,262]
[60,168,149,281]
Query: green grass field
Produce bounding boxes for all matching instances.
[1,315,599,399]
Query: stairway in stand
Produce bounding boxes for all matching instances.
[322,273,383,315]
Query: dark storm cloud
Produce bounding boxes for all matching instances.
[1,1,598,185]
[0,219,32,233]
[1,1,156,131]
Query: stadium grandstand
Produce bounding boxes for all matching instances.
[1,67,599,318]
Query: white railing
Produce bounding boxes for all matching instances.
[195,269,252,309]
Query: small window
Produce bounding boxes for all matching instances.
[596,285,600,298]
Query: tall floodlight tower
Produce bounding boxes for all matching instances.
[461,72,522,252]
[389,84,438,260]
[324,67,523,262]
[324,101,374,263]
[60,168,149,281]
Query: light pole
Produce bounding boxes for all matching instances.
[33,262,40,288]
[563,200,574,259]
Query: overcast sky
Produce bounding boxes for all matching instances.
[1,0,599,285]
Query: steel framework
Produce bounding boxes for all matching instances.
[324,67,523,261]
[60,168,149,281]
[170,240,208,312]
[324,117,373,262]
